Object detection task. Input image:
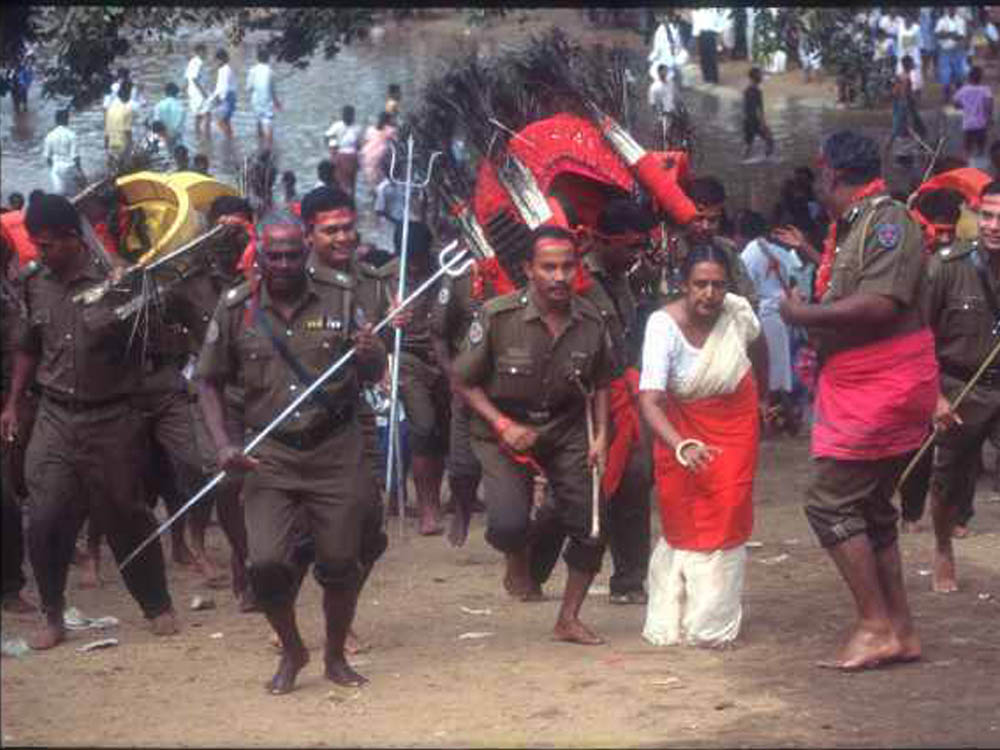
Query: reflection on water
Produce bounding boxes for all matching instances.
[1,21,967,240]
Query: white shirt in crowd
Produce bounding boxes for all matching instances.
[186,54,205,104]
[648,78,676,116]
[214,63,234,101]
[246,62,276,116]
[326,120,363,153]
[43,124,78,195]
[935,14,967,51]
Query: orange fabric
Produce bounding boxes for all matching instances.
[634,151,698,226]
[234,218,259,278]
[652,373,759,551]
[603,368,640,497]
[1,211,38,266]
[813,178,886,301]
[913,167,991,209]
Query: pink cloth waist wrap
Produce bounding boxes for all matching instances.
[812,327,938,461]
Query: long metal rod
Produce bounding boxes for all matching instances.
[385,133,416,533]
[119,242,470,571]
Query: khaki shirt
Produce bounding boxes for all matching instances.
[925,241,1000,377]
[306,251,390,331]
[17,255,139,402]
[196,271,385,435]
[384,262,441,362]
[2,252,25,390]
[582,254,637,373]
[430,268,501,358]
[818,193,926,358]
[453,289,615,442]
[661,234,759,311]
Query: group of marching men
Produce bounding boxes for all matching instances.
[0,125,997,692]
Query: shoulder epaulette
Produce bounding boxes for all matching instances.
[482,290,524,315]
[223,281,252,308]
[939,241,977,263]
[576,294,605,322]
[308,263,353,288]
[17,260,41,283]
[358,257,397,281]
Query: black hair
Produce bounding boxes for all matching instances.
[969,66,983,85]
[981,180,1000,200]
[388,84,401,97]
[686,176,726,207]
[256,208,305,243]
[596,199,656,236]
[316,159,335,186]
[748,66,762,82]
[118,80,132,102]
[680,243,731,282]
[901,55,915,71]
[793,166,814,184]
[8,192,25,211]
[25,193,82,237]
[342,105,355,125]
[281,170,296,197]
[528,224,577,260]
[165,82,179,97]
[207,195,253,225]
[194,43,206,55]
[916,189,963,224]
[173,144,189,162]
[216,49,229,64]
[393,221,434,262]
[376,111,392,129]
[258,48,270,64]
[300,185,356,226]
[735,209,767,240]
[117,67,130,81]
[821,130,881,186]
[55,108,69,126]
[151,120,166,135]
[28,189,44,205]
[931,155,968,175]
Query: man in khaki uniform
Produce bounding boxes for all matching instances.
[452,225,613,645]
[529,200,656,605]
[660,176,758,310]
[0,194,177,650]
[780,131,932,671]
[924,181,1000,592]
[198,209,385,694]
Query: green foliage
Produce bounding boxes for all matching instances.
[752,8,896,107]
[2,6,376,109]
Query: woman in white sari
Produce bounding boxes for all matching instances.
[638,245,764,648]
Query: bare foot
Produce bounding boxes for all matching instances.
[503,571,533,599]
[267,648,310,695]
[172,539,195,566]
[447,506,471,548]
[78,555,103,589]
[194,554,229,589]
[268,632,282,651]
[932,546,958,593]
[419,519,444,536]
[816,624,901,671]
[888,632,922,665]
[2,593,38,614]
[325,657,368,687]
[150,610,179,636]
[237,590,260,613]
[345,629,371,655]
[900,520,924,534]
[28,620,66,650]
[952,524,971,539]
[553,618,605,645]
[520,584,545,602]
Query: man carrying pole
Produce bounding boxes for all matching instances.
[196,210,385,694]
[923,180,1000,592]
[451,225,613,645]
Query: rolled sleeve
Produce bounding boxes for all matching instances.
[452,308,493,387]
[195,299,235,384]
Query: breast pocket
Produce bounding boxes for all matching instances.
[943,296,988,338]
[301,329,349,382]
[238,338,275,392]
[494,355,535,400]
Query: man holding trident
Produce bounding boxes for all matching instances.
[196,210,385,694]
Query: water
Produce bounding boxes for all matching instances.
[0,18,969,235]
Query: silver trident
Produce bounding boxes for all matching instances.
[384,134,440,534]
[119,239,475,572]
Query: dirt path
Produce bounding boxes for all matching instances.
[3,436,998,748]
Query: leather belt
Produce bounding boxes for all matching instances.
[44,391,127,412]
[264,402,355,451]
[944,366,1000,390]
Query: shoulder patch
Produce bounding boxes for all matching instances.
[939,241,976,263]
[310,263,353,288]
[468,319,484,345]
[482,291,523,315]
[874,223,901,250]
[437,285,450,305]
[360,258,397,280]
[224,281,252,308]
[17,260,41,283]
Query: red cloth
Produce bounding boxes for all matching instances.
[813,178,886,301]
[652,373,759,551]
[603,368,640,497]
[235,218,259,278]
[812,328,938,460]
[0,211,38,266]
[634,151,698,225]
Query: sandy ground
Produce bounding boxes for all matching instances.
[3,435,999,748]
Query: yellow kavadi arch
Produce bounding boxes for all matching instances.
[115,171,239,266]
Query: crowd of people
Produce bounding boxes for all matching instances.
[1,18,998,702]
